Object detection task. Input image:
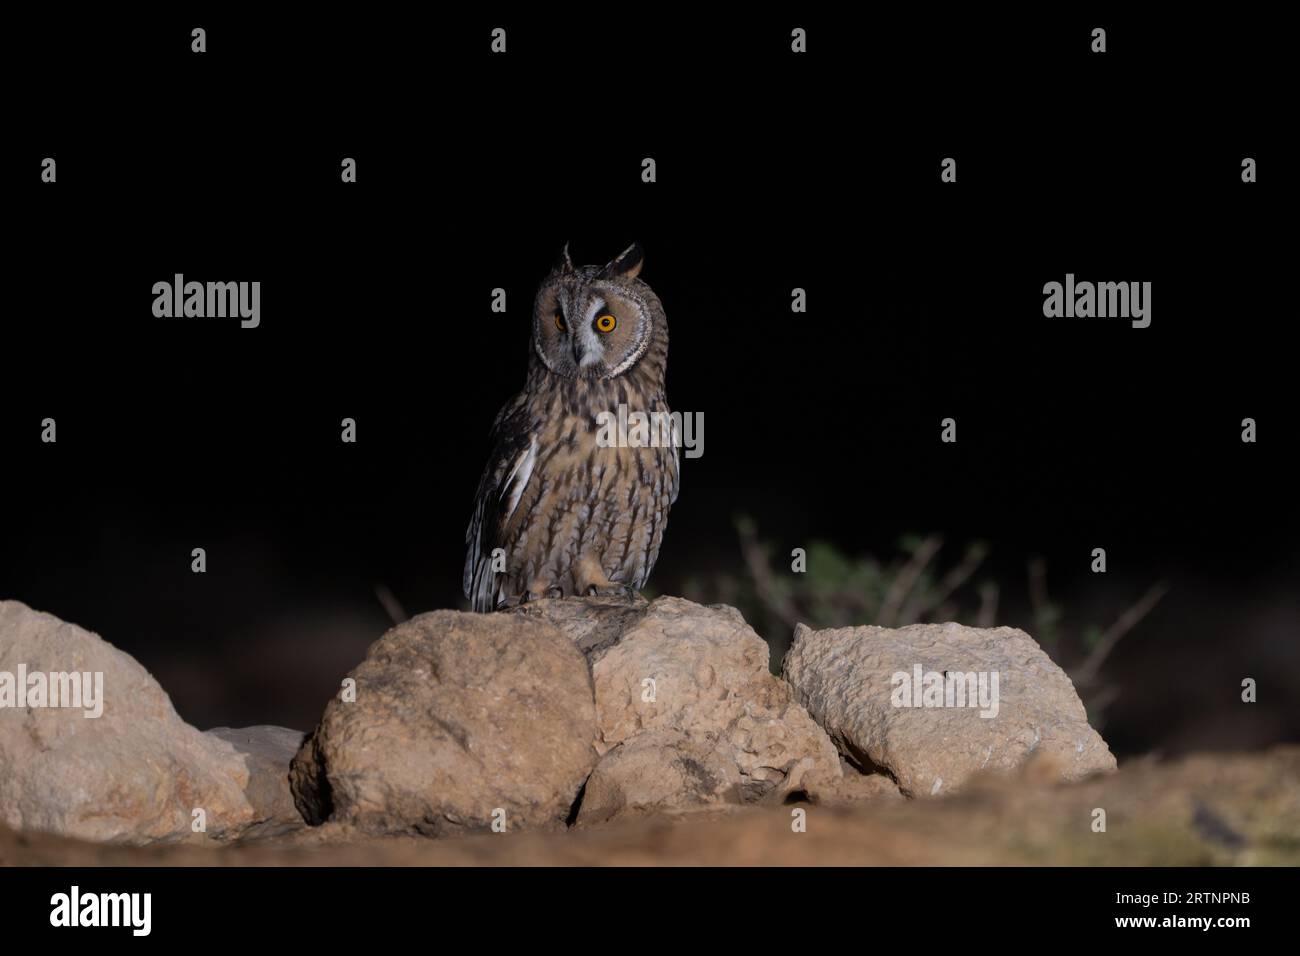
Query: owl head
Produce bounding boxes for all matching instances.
[531,242,665,381]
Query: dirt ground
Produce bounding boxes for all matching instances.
[3,747,1297,866]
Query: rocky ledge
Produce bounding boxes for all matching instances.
[2,595,1122,847]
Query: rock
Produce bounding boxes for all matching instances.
[801,760,904,805]
[206,726,307,835]
[0,601,257,844]
[289,610,598,836]
[5,746,1299,866]
[514,594,652,660]
[575,730,743,825]
[512,596,843,816]
[783,621,1116,796]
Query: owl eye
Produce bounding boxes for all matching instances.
[595,314,617,333]
[554,311,567,332]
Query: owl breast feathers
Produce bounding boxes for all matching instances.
[464,242,680,612]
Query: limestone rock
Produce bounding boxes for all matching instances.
[802,760,904,805]
[513,596,843,809]
[0,600,257,844]
[289,610,598,836]
[783,621,1116,796]
[514,594,651,660]
[575,730,743,825]
[206,725,307,835]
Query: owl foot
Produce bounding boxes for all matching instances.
[585,583,638,603]
[498,588,566,609]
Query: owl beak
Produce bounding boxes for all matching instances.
[572,331,602,369]
[574,335,598,366]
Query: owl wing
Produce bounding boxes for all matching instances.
[635,400,681,589]
[463,392,537,611]
[668,414,682,506]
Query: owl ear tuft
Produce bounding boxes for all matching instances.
[600,242,644,280]
[556,242,576,274]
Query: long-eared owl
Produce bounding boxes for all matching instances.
[464,243,679,612]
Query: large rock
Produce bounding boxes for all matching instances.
[575,730,743,825]
[289,610,598,836]
[513,596,843,817]
[0,601,258,844]
[783,621,1116,796]
[206,725,307,836]
[802,760,904,805]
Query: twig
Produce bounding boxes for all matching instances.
[1082,683,1121,722]
[976,581,999,628]
[1026,556,1060,651]
[1073,582,1169,686]
[736,519,803,631]
[374,583,408,625]
[877,534,942,627]
[1027,556,1050,618]
[902,541,988,622]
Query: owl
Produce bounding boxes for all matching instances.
[463,242,679,613]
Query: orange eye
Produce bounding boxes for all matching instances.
[595,314,617,333]
[554,311,566,331]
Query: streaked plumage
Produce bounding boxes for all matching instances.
[464,243,679,612]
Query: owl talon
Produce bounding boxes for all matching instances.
[545,587,564,599]
[585,583,638,603]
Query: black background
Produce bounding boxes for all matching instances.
[2,10,1293,752]
[2,866,1284,940]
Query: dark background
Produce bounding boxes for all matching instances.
[2,10,1293,754]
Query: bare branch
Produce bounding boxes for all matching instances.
[976,581,999,628]
[903,541,988,622]
[1073,582,1169,685]
[877,535,943,627]
[1027,556,1050,617]
[737,519,803,632]
[1080,683,1121,728]
[374,583,408,625]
